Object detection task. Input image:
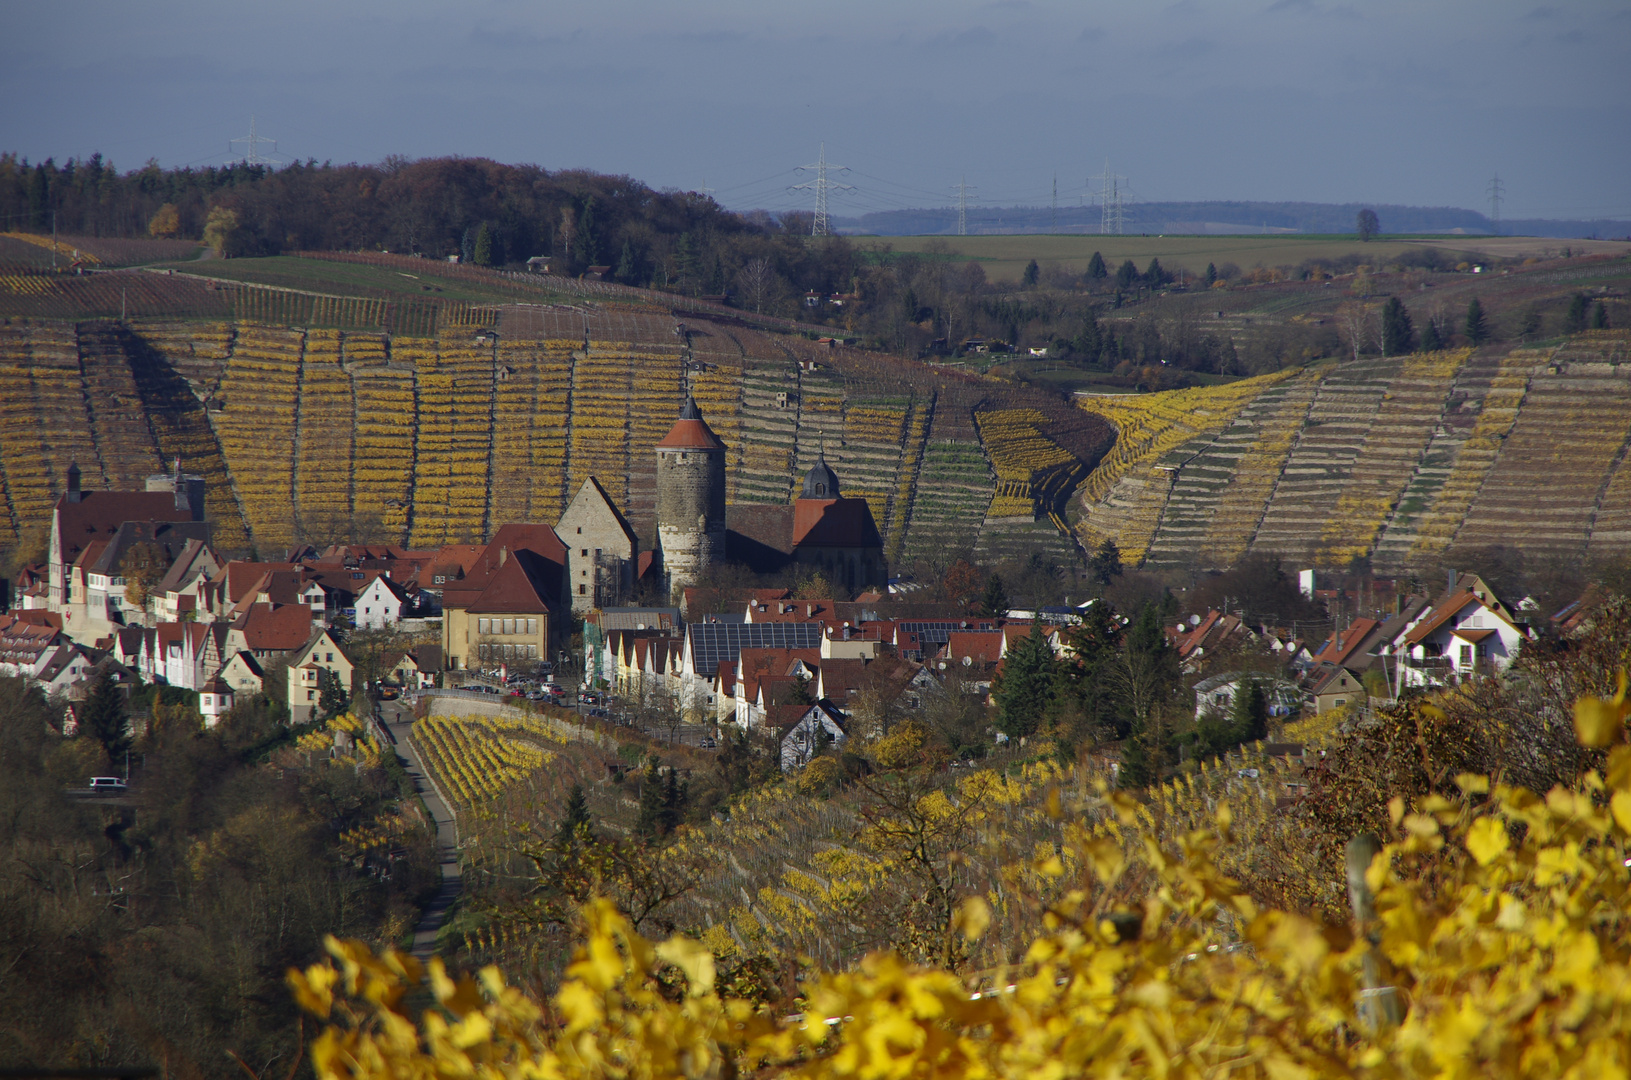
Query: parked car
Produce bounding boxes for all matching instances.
[88,776,127,791]
[700,736,717,749]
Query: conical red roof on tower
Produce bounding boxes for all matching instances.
[655,393,725,450]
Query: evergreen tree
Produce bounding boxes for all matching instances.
[1465,297,1490,344]
[978,573,1010,619]
[614,238,638,285]
[1086,251,1107,280]
[1380,296,1415,356]
[574,198,600,268]
[472,223,495,267]
[1565,292,1589,334]
[635,757,663,840]
[1228,677,1269,744]
[1204,262,1217,286]
[992,622,1056,740]
[1021,259,1039,287]
[659,765,683,835]
[1143,257,1166,287]
[555,783,592,845]
[80,669,131,764]
[1054,600,1124,747]
[1089,538,1123,586]
[1115,259,1139,291]
[1419,317,1443,352]
[317,668,349,719]
[1591,301,1610,329]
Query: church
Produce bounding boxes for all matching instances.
[651,394,887,597]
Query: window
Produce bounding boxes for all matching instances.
[307,690,315,701]
[325,652,334,662]
[1333,698,1346,707]
[1459,645,1473,666]
[581,548,588,557]
[503,618,515,635]
[579,584,587,595]
[528,644,537,658]
[478,617,490,634]
[527,619,538,636]
[577,527,582,534]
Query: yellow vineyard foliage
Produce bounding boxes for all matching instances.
[292,707,1631,1079]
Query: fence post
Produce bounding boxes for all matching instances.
[1346,833,1403,1031]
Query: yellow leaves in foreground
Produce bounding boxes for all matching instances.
[293,737,1631,1080]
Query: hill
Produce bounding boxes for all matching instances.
[0,255,1112,570]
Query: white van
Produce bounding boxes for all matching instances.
[88,777,127,791]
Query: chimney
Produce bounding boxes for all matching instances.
[1447,569,1458,594]
[66,462,82,503]
[499,546,509,566]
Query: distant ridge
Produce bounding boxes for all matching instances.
[834,201,1630,240]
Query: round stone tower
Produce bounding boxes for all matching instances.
[655,392,726,592]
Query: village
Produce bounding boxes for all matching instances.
[0,389,1554,781]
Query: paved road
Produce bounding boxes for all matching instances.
[379,700,461,959]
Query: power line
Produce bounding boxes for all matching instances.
[789,143,853,236]
[1051,173,1057,233]
[1487,173,1505,236]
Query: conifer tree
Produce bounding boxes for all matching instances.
[635,757,663,840]
[1591,301,1610,329]
[80,669,131,764]
[1419,317,1442,352]
[1115,259,1139,290]
[1021,259,1039,287]
[1229,677,1269,744]
[978,574,1010,619]
[555,783,592,845]
[1380,296,1415,356]
[473,223,494,267]
[992,622,1056,740]
[614,239,638,284]
[1204,262,1217,286]
[1144,257,1166,287]
[1089,538,1123,586]
[1465,297,1490,344]
[1565,292,1589,334]
[1086,251,1107,279]
[659,767,685,835]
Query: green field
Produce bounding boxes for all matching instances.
[862,234,1586,283]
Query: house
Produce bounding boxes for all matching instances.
[215,650,265,697]
[160,621,215,690]
[354,575,416,630]
[680,621,823,720]
[557,476,640,614]
[385,644,441,689]
[1192,672,1301,720]
[287,628,354,724]
[1301,664,1366,714]
[1390,583,1529,691]
[723,457,888,597]
[154,539,224,622]
[227,603,320,662]
[82,520,214,629]
[776,701,848,772]
[525,256,556,274]
[199,677,234,726]
[47,461,205,613]
[440,524,568,672]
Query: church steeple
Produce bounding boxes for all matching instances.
[800,446,841,500]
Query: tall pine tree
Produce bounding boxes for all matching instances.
[1086,251,1107,280]
[1380,296,1414,356]
[80,669,131,764]
[635,757,663,840]
[1465,297,1490,344]
[992,622,1057,740]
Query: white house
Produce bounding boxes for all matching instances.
[199,677,235,726]
[1391,588,1528,691]
[286,628,354,723]
[775,701,848,772]
[215,650,265,698]
[354,575,414,631]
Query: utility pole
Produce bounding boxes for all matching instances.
[1051,173,1058,233]
[790,143,852,237]
[1487,174,1505,236]
[954,177,977,237]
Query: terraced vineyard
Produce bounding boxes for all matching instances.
[0,311,1112,567]
[1078,330,1631,571]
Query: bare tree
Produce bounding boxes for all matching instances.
[735,256,779,314]
[1336,302,1373,362]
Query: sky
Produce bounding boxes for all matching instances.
[3,0,1628,221]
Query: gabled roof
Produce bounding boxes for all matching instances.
[53,489,197,567]
[157,538,220,595]
[218,561,301,604]
[234,603,319,652]
[1313,617,1381,667]
[942,631,1004,665]
[466,549,560,615]
[89,520,212,578]
[562,476,639,548]
[1404,591,1517,646]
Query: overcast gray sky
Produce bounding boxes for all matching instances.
[3,1,1627,220]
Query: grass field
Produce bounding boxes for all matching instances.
[864,234,1631,283]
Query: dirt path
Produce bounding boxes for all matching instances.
[379,700,461,959]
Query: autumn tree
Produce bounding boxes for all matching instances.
[146,202,181,238]
[202,206,239,257]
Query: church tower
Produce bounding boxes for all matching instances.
[655,392,726,592]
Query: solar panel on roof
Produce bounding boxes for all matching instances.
[686,622,822,676]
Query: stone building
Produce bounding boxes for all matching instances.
[655,394,726,595]
[725,454,888,596]
[557,476,640,613]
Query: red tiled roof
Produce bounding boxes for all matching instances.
[943,631,1004,664]
[235,603,319,652]
[466,549,559,615]
[218,562,300,603]
[656,418,725,451]
[1404,592,1512,645]
[791,498,883,549]
[54,490,196,566]
[1313,618,1380,666]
